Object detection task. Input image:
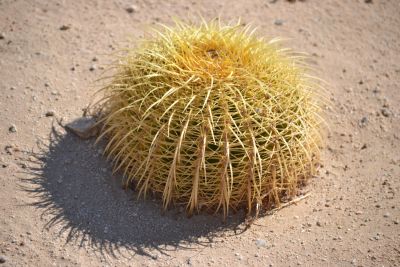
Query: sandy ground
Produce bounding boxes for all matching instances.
[1,0,400,266]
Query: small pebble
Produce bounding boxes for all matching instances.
[372,87,380,93]
[45,111,55,117]
[92,57,98,62]
[381,108,390,117]
[125,5,138,13]
[274,19,284,26]
[9,125,17,133]
[316,221,322,227]
[0,255,6,263]
[355,211,363,215]
[0,33,5,40]
[59,25,70,31]
[235,253,243,260]
[255,239,267,247]
[361,144,367,150]
[89,65,97,71]
[359,116,368,127]
[383,213,390,218]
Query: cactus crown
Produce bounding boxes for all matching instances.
[97,19,321,218]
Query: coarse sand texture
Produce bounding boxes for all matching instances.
[96,20,323,218]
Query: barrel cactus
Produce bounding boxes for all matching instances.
[96,20,322,218]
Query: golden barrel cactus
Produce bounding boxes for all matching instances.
[97,20,321,217]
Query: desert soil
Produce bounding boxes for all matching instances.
[1,0,399,266]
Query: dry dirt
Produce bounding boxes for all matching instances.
[1,0,400,266]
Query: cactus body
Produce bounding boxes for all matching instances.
[98,20,321,217]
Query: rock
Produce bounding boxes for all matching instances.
[316,221,322,227]
[65,117,99,139]
[383,213,390,218]
[125,5,138,13]
[92,57,98,62]
[45,111,55,117]
[0,33,5,40]
[235,253,243,260]
[372,87,380,93]
[361,143,367,150]
[59,25,70,31]
[89,64,97,71]
[274,19,284,26]
[359,116,368,127]
[381,108,390,117]
[355,211,363,215]
[255,239,267,247]
[0,255,6,263]
[4,145,14,154]
[9,125,17,133]
[365,0,373,3]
